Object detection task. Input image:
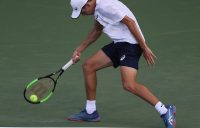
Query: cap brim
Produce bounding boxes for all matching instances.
[71,10,81,19]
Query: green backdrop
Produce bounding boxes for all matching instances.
[0,0,200,127]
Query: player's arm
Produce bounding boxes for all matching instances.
[121,16,157,65]
[72,21,103,63]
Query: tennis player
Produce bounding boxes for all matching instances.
[67,0,176,127]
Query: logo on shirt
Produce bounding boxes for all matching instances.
[120,55,126,61]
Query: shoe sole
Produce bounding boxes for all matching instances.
[66,117,101,122]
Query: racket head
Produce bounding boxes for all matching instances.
[23,77,56,104]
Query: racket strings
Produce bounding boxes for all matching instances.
[25,78,55,101]
[32,83,48,98]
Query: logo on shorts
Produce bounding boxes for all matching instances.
[120,55,126,61]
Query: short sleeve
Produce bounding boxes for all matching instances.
[99,3,126,24]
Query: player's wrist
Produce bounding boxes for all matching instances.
[140,45,148,51]
[75,48,83,54]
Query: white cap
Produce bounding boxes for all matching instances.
[70,0,88,19]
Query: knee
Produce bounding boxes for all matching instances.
[82,59,94,72]
[122,82,138,94]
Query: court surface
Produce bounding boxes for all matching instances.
[0,0,200,127]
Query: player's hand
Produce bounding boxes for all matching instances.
[143,47,157,66]
[72,50,81,64]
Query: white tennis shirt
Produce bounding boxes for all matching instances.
[94,0,145,44]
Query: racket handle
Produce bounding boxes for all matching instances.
[62,59,73,71]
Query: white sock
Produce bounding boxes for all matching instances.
[86,100,96,114]
[155,101,168,115]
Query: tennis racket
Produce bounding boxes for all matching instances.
[23,59,73,104]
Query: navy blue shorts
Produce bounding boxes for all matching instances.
[101,42,143,69]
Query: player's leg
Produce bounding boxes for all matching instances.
[120,66,159,106]
[82,49,113,100]
[67,49,112,122]
[120,66,176,128]
[118,43,176,127]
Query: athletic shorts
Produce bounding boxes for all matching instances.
[101,42,143,69]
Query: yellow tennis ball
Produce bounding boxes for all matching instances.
[30,95,38,102]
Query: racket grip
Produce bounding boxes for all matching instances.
[62,59,73,71]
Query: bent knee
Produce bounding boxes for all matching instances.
[122,82,138,93]
[82,60,91,70]
[82,59,96,72]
